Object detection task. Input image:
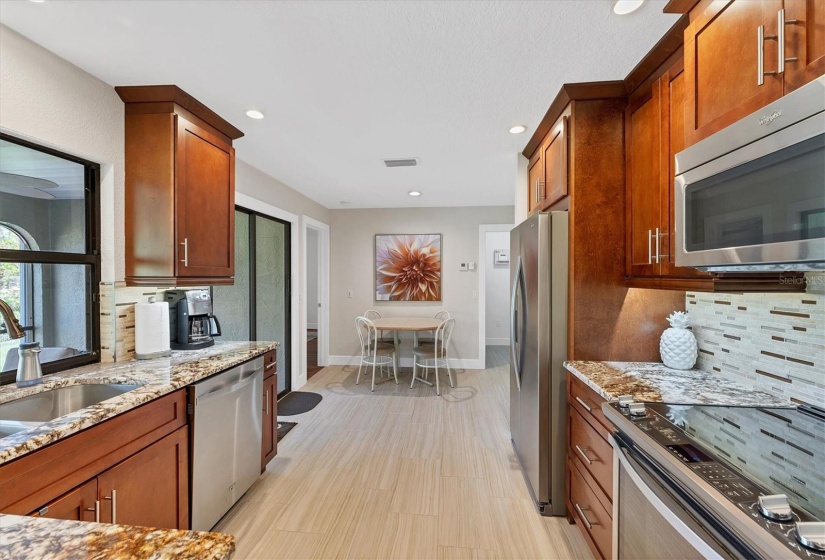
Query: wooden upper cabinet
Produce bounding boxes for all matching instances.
[527,150,543,215]
[117,85,243,287]
[783,0,825,92]
[684,0,784,145]
[541,116,569,208]
[625,82,663,278]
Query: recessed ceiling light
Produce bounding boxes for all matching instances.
[29,0,46,3]
[408,191,421,197]
[245,110,264,119]
[509,125,527,134]
[613,0,644,15]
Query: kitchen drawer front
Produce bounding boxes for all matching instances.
[569,406,613,504]
[0,389,186,515]
[263,350,277,379]
[568,374,611,438]
[569,457,613,560]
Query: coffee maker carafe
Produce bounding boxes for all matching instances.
[166,289,221,350]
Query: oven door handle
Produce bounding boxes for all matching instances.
[612,436,727,560]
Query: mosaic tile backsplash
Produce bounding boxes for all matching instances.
[687,273,825,408]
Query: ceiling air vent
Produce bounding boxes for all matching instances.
[383,157,420,168]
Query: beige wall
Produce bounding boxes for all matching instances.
[328,206,514,366]
[0,24,124,282]
[235,159,329,225]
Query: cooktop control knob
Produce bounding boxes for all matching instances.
[617,395,633,408]
[795,522,825,553]
[758,494,793,522]
[628,402,647,417]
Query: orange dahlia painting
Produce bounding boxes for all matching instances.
[375,234,442,301]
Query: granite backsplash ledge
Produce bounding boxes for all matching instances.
[688,276,824,408]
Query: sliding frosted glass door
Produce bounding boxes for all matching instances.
[212,211,250,340]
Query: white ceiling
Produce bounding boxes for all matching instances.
[0,1,679,209]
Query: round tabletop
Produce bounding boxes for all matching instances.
[370,317,442,331]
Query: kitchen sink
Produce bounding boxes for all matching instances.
[0,383,141,439]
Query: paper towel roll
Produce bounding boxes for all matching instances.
[135,298,171,359]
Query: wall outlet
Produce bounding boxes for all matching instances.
[472,290,479,300]
[347,289,353,298]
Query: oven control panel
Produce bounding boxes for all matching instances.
[612,403,825,558]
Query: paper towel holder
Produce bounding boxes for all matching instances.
[135,295,172,360]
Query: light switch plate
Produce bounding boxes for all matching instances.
[460,263,468,271]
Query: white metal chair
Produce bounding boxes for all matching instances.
[411,318,455,395]
[365,309,394,344]
[355,316,398,392]
[417,310,451,346]
[434,311,451,321]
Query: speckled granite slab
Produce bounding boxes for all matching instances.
[0,513,234,560]
[564,361,791,407]
[0,341,277,465]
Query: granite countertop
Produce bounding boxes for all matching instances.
[564,361,791,407]
[0,513,234,560]
[0,341,278,465]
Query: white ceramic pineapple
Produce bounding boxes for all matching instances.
[659,311,698,370]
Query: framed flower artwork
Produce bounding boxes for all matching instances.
[375,234,442,301]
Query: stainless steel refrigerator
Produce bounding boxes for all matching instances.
[509,211,568,516]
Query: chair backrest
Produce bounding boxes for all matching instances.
[355,316,378,355]
[364,309,381,320]
[435,318,455,358]
[434,311,450,321]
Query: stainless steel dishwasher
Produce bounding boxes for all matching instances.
[190,356,263,531]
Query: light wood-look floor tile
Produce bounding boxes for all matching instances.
[216,347,592,560]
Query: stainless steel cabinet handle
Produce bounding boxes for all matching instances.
[86,500,100,523]
[574,396,592,412]
[647,229,653,264]
[538,179,545,200]
[574,503,594,530]
[758,25,778,86]
[534,179,539,204]
[180,238,189,266]
[654,227,660,264]
[103,490,117,524]
[265,389,270,416]
[778,9,798,74]
[575,445,594,465]
[37,506,48,516]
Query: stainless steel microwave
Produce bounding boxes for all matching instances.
[674,75,825,272]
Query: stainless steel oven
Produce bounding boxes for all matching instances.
[674,75,825,272]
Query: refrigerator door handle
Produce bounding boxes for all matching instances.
[510,256,526,391]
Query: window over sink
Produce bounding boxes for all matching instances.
[0,134,100,384]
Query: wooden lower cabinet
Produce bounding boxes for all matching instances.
[262,370,278,471]
[567,374,613,560]
[96,426,188,529]
[30,479,99,522]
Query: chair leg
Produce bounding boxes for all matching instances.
[356,360,362,385]
[435,361,441,396]
[446,359,454,388]
[411,360,417,389]
[371,359,377,392]
[392,352,399,385]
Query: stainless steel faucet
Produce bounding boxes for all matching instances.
[0,298,25,340]
[0,298,42,386]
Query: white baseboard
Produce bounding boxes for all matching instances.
[329,355,484,370]
[307,322,318,330]
[485,338,509,346]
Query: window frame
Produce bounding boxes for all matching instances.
[0,133,101,385]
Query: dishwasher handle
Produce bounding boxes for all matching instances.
[196,370,260,405]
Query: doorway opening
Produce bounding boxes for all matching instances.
[213,206,292,398]
[301,216,329,380]
[305,227,322,378]
[478,224,513,371]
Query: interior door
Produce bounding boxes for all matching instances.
[176,115,235,278]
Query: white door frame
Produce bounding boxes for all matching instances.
[301,216,330,375]
[235,192,302,390]
[478,224,514,370]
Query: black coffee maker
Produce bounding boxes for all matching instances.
[166,289,221,350]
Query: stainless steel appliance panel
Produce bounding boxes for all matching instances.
[190,357,263,531]
[509,211,568,516]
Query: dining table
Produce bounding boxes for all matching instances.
[369,317,443,387]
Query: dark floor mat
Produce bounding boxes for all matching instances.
[278,391,323,415]
[277,421,297,442]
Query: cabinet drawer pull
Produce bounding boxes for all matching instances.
[574,503,595,530]
[37,506,48,516]
[265,389,270,417]
[575,445,594,465]
[574,396,592,412]
[181,238,189,267]
[103,489,117,524]
[86,500,100,523]
[265,362,276,370]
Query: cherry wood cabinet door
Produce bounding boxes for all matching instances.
[625,82,662,278]
[176,116,235,279]
[30,480,99,522]
[660,66,712,280]
[541,116,569,208]
[783,0,825,92]
[262,373,278,470]
[684,0,784,146]
[527,151,543,215]
[97,426,189,530]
